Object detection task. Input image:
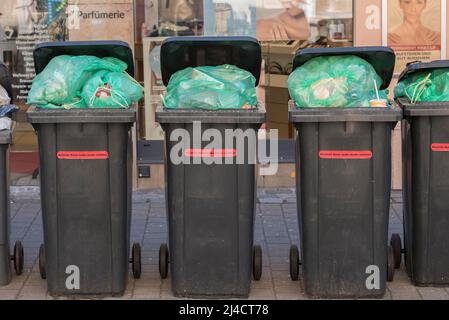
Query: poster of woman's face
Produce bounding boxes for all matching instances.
[388,0,441,46]
[387,0,442,73]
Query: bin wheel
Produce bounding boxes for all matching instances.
[252,245,262,281]
[159,244,169,279]
[39,244,46,280]
[12,241,24,275]
[390,234,402,269]
[289,245,300,281]
[131,243,141,279]
[387,245,395,282]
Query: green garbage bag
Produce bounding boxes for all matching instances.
[394,69,449,103]
[81,70,144,108]
[163,64,257,110]
[27,55,127,108]
[288,55,388,108]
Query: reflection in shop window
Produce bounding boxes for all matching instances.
[0,0,68,104]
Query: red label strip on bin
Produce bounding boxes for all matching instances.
[185,149,237,158]
[57,151,109,160]
[319,150,373,160]
[431,144,449,152]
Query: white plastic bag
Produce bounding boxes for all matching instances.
[0,85,11,106]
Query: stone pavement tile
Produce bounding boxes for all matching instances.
[103,295,134,301]
[392,269,412,285]
[262,215,284,222]
[381,288,392,300]
[135,281,161,292]
[259,198,283,204]
[282,204,297,210]
[262,223,286,230]
[389,214,401,225]
[283,216,298,223]
[262,212,284,219]
[143,233,167,240]
[265,232,289,239]
[133,287,161,299]
[17,288,48,300]
[388,285,421,300]
[391,191,402,199]
[263,227,288,236]
[261,260,271,269]
[417,287,449,300]
[263,189,285,195]
[10,228,28,238]
[141,260,159,269]
[267,256,289,264]
[161,279,172,291]
[26,273,45,285]
[247,288,276,300]
[0,277,26,290]
[138,270,162,278]
[0,289,19,299]
[18,281,47,294]
[131,222,147,229]
[2,189,436,301]
[102,291,134,300]
[391,203,404,216]
[259,204,283,211]
[271,275,296,287]
[146,228,168,234]
[160,290,183,300]
[251,280,274,290]
[21,241,43,249]
[389,231,404,239]
[269,263,289,272]
[267,244,289,257]
[265,237,291,245]
[23,230,43,237]
[274,285,304,300]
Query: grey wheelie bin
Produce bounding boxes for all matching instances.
[0,62,24,287]
[288,47,402,298]
[26,41,141,296]
[396,60,449,286]
[156,37,266,298]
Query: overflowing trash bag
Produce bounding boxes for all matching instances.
[163,64,257,110]
[27,55,143,109]
[81,70,144,108]
[394,69,449,103]
[288,56,388,108]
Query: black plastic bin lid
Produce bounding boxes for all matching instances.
[160,36,262,87]
[397,60,449,83]
[33,41,135,77]
[293,46,395,90]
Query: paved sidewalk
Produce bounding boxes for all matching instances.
[1,188,448,300]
